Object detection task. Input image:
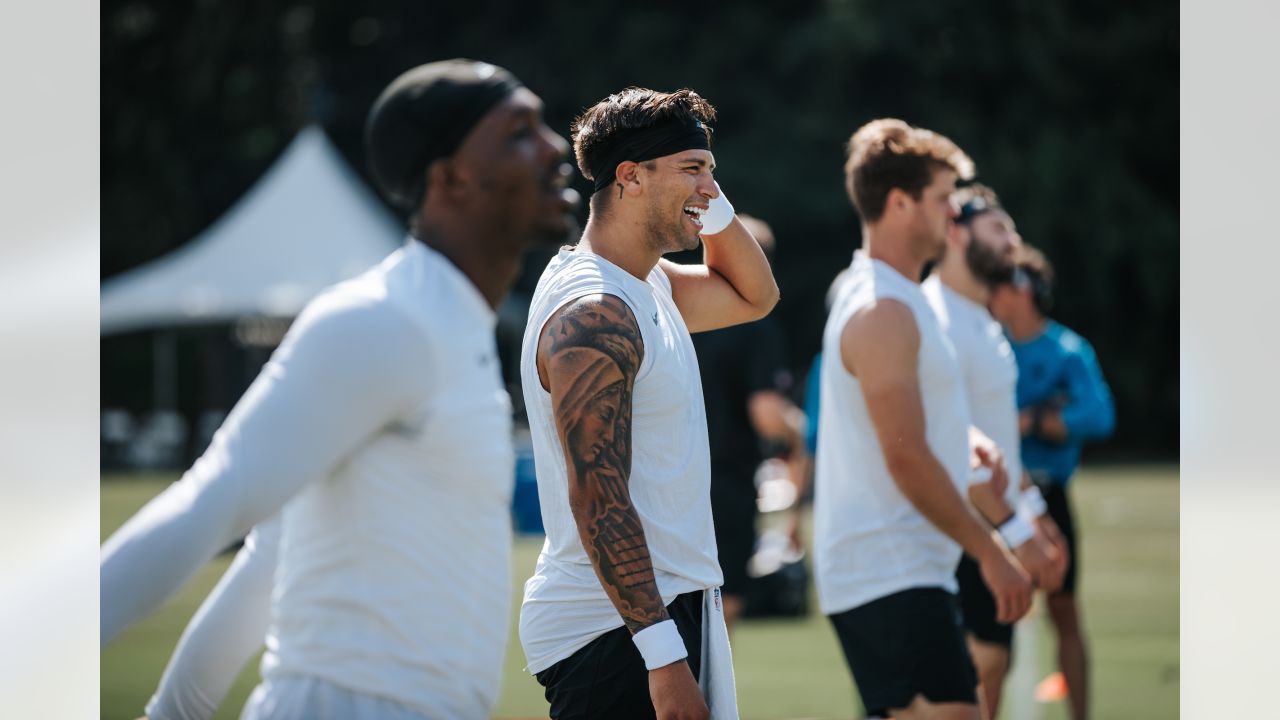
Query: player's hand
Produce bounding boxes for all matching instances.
[1013,531,1058,591]
[978,537,1033,624]
[1019,408,1035,436]
[969,432,1009,500]
[649,660,710,720]
[1035,515,1070,589]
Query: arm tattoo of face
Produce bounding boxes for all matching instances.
[544,294,668,633]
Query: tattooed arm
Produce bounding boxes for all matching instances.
[539,293,708,718]
[537,292,668,633]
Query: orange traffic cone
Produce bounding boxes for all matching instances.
[1034,671,1068,703]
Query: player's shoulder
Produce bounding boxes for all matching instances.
[292,284,420,357]
[538,249,650,308]
[550,292,641,332]
[843,297,918,346]
[541,292,645,372]
[1047,320,1094,358]
[300,245,441,345]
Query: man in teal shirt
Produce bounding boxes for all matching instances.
[990,244,1114,720]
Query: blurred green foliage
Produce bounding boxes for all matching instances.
[102,0,1176,453]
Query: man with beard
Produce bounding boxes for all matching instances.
[922,184,1068,719]
[989,244,1115,720]
[101,60,579,720]
[814,119,1032,720]
[519,87,778,720]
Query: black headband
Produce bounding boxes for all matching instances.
[956,195,999,224]
[588,117,711,194]
[365,60,523,209]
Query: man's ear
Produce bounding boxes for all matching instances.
[427,157,467,204]
[615,160,643,198]
[884,187,912,218]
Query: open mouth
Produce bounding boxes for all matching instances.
[683,205,706,228]
[544,162,572,193]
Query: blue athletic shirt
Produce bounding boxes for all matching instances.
[1010,320,1115,485]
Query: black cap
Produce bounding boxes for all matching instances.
[364,59,523,210]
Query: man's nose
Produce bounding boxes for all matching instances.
[541,124,570,160]
[700,174,720,199]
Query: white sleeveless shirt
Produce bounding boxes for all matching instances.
[924,275,1023,508]
[519,248,722,674]
[814,251,971,615]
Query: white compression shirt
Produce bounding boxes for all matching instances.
[518,248,722,674]
[102,240,516,720]
[924,275,1023,507]
[814,251,972,615]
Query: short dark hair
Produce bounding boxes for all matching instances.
[844,118,974,223]
[571,88,716,207]
[1014,244,1055,315]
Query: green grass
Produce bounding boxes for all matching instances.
[101,465,1177,719]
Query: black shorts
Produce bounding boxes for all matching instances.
[710,479,756,597]
[1041,482,1079,595]
[955,553,1014,648]
[534,592,703,720]
[828,587,978,715]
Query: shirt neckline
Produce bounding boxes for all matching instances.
[406,238,498,328]
[854,250,921,294]
[561,246,657,297]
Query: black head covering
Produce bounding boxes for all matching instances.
[365,59,523,210]
[587,117,711,194]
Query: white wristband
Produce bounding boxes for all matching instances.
[1019,486,1048,518]
[997,512,1037,550]
[699,182,735,235]
[631,619,687,670]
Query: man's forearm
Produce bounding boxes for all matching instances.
[147,518,278,719]
[702,216,780,315]
[571,480,669,633]
[887,451,1001,561]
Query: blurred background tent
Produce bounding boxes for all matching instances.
[102,0,1177,463]
[100,125,401,467]
[100,126,401,335]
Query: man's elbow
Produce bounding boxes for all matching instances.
[1068,408,1115,441]
[1095,407,1117,439]
[749,284,781,321]
[883,448,926,497]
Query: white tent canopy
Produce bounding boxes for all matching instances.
[101,126,404,335]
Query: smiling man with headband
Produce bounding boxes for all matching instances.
[101,59,578,720]
[518,87,779,719]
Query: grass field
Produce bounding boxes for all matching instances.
[101,465,1177,719]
